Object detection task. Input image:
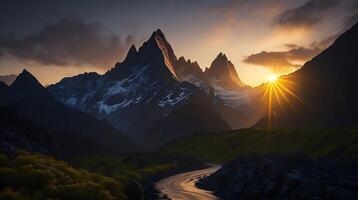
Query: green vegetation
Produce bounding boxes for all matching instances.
[71,154,177,184]
[163,128,358,163]
[0,151,182,200]
[0,151,127,200]
[3,128,356,199]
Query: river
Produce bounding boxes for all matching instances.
[155,165,221,200]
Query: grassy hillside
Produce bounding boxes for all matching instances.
[163,128,358,163]
[0,151,190,200]
[0,151,127,200]
[71,154,178,183]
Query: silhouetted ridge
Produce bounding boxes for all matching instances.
[10,69,50,98]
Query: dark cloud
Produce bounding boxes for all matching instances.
[244,51,298,69]
[0,18,135,69]
[287,46,321,61]
[276,0,341,28]
[244,45,322,72]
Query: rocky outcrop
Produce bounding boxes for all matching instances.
[198,154,358,199]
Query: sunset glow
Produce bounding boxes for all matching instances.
[0,0,353,86]
[267,74,279,83]
[262,76,302,129]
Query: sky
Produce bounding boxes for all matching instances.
[0,0,357,86]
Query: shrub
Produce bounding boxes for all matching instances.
[0,152,127,200]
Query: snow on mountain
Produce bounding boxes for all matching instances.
[211,84,255,109]
[48,29,264,147]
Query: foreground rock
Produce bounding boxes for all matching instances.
[197,154,358,200]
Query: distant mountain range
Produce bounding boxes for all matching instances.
[0,70,132,156]
[254,23,358,128]
[48,29,263,147]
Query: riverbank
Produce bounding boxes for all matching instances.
[197,154,358,199]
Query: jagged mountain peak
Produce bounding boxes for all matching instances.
[122,44,138,64]
[11,69,44,90]
[216,52,228,61]
[128,44,137,55]
[206,53,245,88]
[137,29,178,79]
[10,69,52,100]
[173,55,204,81]
[151,29,166,39]
[178,56,186,62]
[211,52,230,68]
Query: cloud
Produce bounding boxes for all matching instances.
[244,45,322,72]
[276,0,341,28]
[0,18,135,69]
[286,46,321,61]
[244,51,297,69]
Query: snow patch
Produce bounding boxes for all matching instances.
[158,88,191,107]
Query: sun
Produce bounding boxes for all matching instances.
[261,73,303,129]
[267,74,279,83]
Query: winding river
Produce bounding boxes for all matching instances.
[156,165,221,200]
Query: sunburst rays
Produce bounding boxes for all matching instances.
[262,76,302,129]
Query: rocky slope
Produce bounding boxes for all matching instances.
[198,154,358,200]
[0,106,62,158]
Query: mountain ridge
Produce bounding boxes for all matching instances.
[0,70,133,156]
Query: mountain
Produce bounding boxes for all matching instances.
[173,56,204,84]
[254,23,358,128]
[0,106,62,158]
[0,74,17,85]
[144,90,231,147]
[48,30,239,147]
[205,53,245,89]
[0,70,132,156]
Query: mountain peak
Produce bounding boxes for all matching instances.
[12,69,42,88]
[11,69,49,97]
[123,44,138,64]
[215,52,228,62]
[138,29,178,79]
[151,29,165,39]
[178,56,186,62]
[206,53,245,88]
[128,44,137,54]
